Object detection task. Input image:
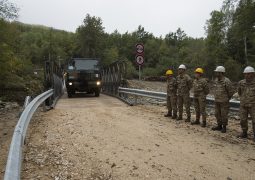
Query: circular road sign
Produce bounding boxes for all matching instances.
[135,55,144,65]
[136,43,144,54]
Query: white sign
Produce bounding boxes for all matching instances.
[136,55,144,65]
[136,43,144,54]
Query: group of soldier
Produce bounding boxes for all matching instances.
[165,64,255,141]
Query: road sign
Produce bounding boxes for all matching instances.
[135,43,144,54]
[135,55,144,65]
[135,43,144,81]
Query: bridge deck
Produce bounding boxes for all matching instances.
[22,93,255,179]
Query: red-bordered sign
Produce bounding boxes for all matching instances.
[135,55,144,65]
[135,43,144,54]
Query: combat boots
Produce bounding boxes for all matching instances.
[221,125,227,133]
[177,115,183,120]
[164,111,172,117]
[212,125,222,131]
[201,116,206,127]
[191,119,200,125]
[172,113,177,119]
[237,131,248,138]
[201,121,206,127]
[185,116,191,122]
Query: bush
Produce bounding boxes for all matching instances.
[224,59,243,82]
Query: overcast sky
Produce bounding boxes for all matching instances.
[12,0,223,38]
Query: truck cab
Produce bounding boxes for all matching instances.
[66,58,101,97]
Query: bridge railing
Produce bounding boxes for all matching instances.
[101,60,127,96]
[44,60,64,107]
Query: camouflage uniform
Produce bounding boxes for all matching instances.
[166,77,177,118]
[213,77,234,126]
[238,79,255,134]
[176,74,193,120]
[193,78,209,123]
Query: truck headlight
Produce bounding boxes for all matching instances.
[96,81,101,86]
[69,82,73,86]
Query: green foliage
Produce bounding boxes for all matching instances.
[142,67,159,77]
[76,14,105,58]
[102,47,119,66]
[204,0,255,79]
[224,59,243,81]
[0,6,75,100]
[126,60,137,79]
[0,0,18,20]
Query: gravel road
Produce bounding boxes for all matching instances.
[22,93,255,180]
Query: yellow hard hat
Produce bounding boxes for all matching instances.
[166,70,173,75]
[195,68,204,74]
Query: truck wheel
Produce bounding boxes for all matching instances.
[95,89,100,97]
[67,93,72,98]
[67,91,75,98]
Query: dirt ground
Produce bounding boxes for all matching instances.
[127,80,167,92]
[21,93,255,180]
[0,106,21,179]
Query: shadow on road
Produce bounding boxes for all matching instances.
[64,92,99,99]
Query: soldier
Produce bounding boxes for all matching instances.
[212,66,234,133]
[176,64,193,121]
[237,66,255,141]
[164,70,177,119]
[191,68,209,127]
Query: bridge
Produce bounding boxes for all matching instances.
[3,60,255,180]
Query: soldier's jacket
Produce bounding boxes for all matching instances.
[167,77,177,96]
[238,79,255,106]
[193,78,209,98]
[213,77,234,102]
[176,74,192,96]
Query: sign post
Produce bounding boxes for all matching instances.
[135,43,144,81]
[139,65,141,81]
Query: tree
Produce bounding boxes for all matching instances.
[0,0,19,86]
[132,25,154,44]
[0,0,18,20]
[102,47,119,66]
[76,14,105,58]
[227,0,255,65]
[205,10,228,77]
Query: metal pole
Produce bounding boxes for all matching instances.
[139,65,141,81]
[244,35,248,65]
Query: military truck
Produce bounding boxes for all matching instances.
[65,58,101,98]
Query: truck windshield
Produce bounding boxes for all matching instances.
[71,59,99,70]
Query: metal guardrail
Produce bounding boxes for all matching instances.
[118,87,240,111]
[4,89,54,180]
[119,87,166,100]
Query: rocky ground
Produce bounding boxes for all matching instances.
[0,80,250,180]
[0,101,21,179]
[21,92,255,180]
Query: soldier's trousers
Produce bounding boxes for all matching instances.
[167,95,177,115]
[240,105,255,133]
[215,102,229,126]
[177,94,191,118]
[194,96,206,121]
